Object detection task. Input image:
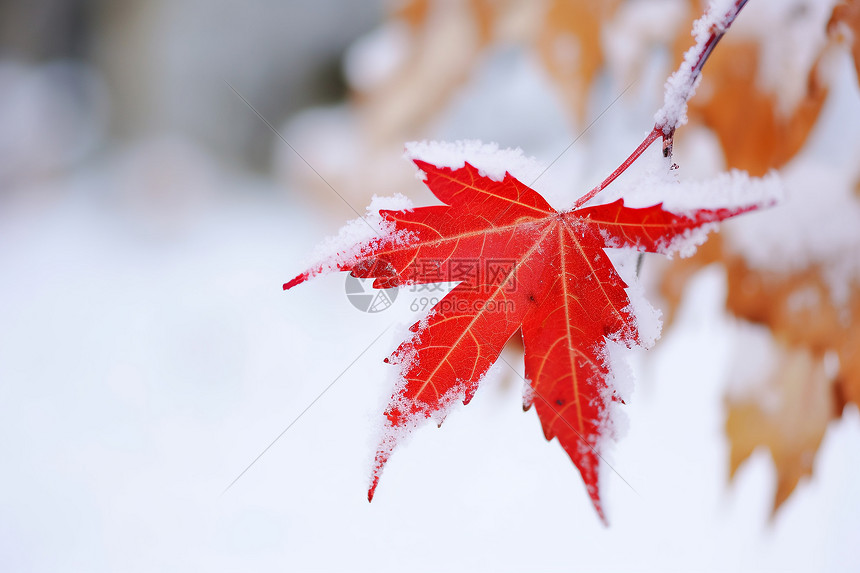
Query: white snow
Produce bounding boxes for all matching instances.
[404,139,546,184]
[623,167,782,215]
[626,280,664,350]
[595,139,783,208]
[593,145,783,258]
[596,249,661,451]
[654,0,739,132]
[724,161,860,307]
[725,0,837,116]
[601,339,635,435]
[654,0,836,128]
[294,193,415,283]
[521,376,536,410]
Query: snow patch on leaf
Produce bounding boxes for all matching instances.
[616,165,782,215]
[664,223,721,259]
[724,162,860,307]
[665,171,782,214]
[655,0,739,132]
[729,0,835,115]
[404,139,546,184]
[605,249,664,347]
[599,146,783,216]
[624,278,664,349]
[601,339,634,441]
[522,376,536,410]
[289,194,415,286]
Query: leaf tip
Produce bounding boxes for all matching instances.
[283,273,308,291]
[368,444,393,503]
[586,483,609,526]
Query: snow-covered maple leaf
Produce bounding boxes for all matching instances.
[284,143,772,521]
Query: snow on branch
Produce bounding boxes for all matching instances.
[575,0,749,209]
[654,0,750,135]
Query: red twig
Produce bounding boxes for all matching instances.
[573,0,749,209]
[573,128,662,209]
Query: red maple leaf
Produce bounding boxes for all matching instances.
[284,158,760,521]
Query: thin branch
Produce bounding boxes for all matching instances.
[573,128,662,210]
[573,0,749,209]
[655,0,750,137]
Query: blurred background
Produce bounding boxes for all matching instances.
[1,0,859,571]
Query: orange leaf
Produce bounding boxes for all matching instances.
[829,0,860,88]
[687,41,828,176]
[726,344,837,514]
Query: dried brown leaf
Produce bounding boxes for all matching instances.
[726,345,836,514]
[687,41,828,176]
[829,0,860,87]
[661,225,860,512]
